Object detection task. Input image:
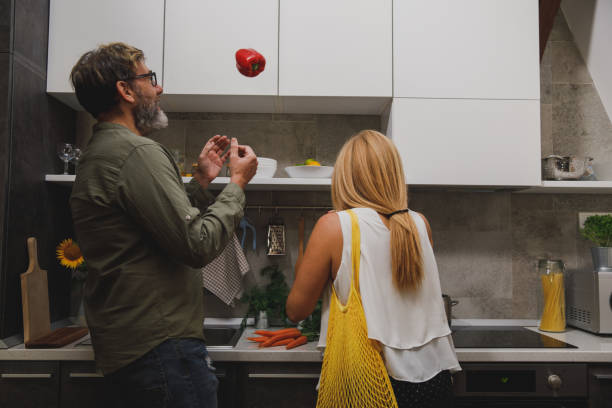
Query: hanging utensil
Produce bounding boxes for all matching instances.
[239,217,256,251]
[266,215,285,256]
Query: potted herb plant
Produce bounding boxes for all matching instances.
[242,286,270,329]
[242,265,290,328]
[580,214,612,270]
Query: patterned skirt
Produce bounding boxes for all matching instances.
[389,370,454,408]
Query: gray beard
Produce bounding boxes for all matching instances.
[133,98,168,135]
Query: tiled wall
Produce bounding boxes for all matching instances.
[74,10,612,320]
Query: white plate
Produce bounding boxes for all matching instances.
[285,165,333,178]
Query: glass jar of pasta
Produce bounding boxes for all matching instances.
[538,259,566,332]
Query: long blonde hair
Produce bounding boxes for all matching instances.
[331,130,423,290]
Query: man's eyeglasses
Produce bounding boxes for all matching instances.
[123,71,157,87]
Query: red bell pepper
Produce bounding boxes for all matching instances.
[235,48,266,77]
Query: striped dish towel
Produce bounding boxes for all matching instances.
[201,234,250,306]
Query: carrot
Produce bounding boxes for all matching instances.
[254,328,299,337]
[254,330,280,337]
[247,337,268,343]
[259,330,302,347]
[270,338,293,347]
[286,335,308,350]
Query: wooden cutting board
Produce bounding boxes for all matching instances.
[25,326,89,349]
[20,237,88,348]
[21,237,51,344]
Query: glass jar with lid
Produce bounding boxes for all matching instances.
[538,259,566,332]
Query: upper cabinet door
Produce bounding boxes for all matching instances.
[164,0,278,96]
[388,98,541,186]
[279,0,392,97]
[393,0,540,99]
[47,0,164,99]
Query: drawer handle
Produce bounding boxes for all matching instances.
[1,373,53,379]
[594,374,612,381]
[69,372,104,378]
[248,373,320,379]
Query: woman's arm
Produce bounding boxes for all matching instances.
[286,212,341,322]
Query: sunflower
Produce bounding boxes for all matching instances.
[56,238,84,269]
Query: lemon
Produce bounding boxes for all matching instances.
[304,159,321,166]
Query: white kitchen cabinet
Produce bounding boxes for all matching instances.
[393,0,540,100]
[47,0,164,110]
[162,0,278,112]
[278,0,392,114]
[386,98,541,186]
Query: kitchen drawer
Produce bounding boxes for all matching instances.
[588,365,612,408]
[60,361,112,408]
[60,360,237,408]
[213,362,238,408]
[239,362,321,408]
[0,361,59,408]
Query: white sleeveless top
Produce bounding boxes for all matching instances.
[317,208,461,382]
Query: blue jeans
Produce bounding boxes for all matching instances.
[105,338,219,408]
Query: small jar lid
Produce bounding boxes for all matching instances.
[537,259,565,274]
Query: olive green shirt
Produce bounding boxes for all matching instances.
[70,122,245,374]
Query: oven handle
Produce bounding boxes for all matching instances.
[594,373,612,381]
[248,373,320,379]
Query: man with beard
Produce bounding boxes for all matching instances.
[69,42,257,408]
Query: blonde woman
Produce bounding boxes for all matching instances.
[286,130,460,407]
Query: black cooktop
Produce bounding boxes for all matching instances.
[451,326,577,348]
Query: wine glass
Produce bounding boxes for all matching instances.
[57,143,74,175]
[71,148,82,169]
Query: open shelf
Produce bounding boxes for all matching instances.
[45,175,612,194]
[45,174,331,191]
[517,180,612,194]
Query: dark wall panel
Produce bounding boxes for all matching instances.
[1,56,75,337]
[0,52,10,243]
[13,0,48,71]
[0,51,9,337]
[0,0,10,52]
[0,0,76,339]
[4,60,48,336]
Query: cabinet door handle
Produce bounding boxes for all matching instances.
[1,373,53,379]
[69,372,104,378]
[594,374,612,381]
[248,373,320,379]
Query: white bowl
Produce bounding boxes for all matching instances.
[285,165,334,178]
[254,157,277,178]
[258,157,277,166]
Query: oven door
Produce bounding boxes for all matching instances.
[453,363,589,408]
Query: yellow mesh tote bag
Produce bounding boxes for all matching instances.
[316,210,398,408]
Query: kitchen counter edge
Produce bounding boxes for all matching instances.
[1,326,612,363]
